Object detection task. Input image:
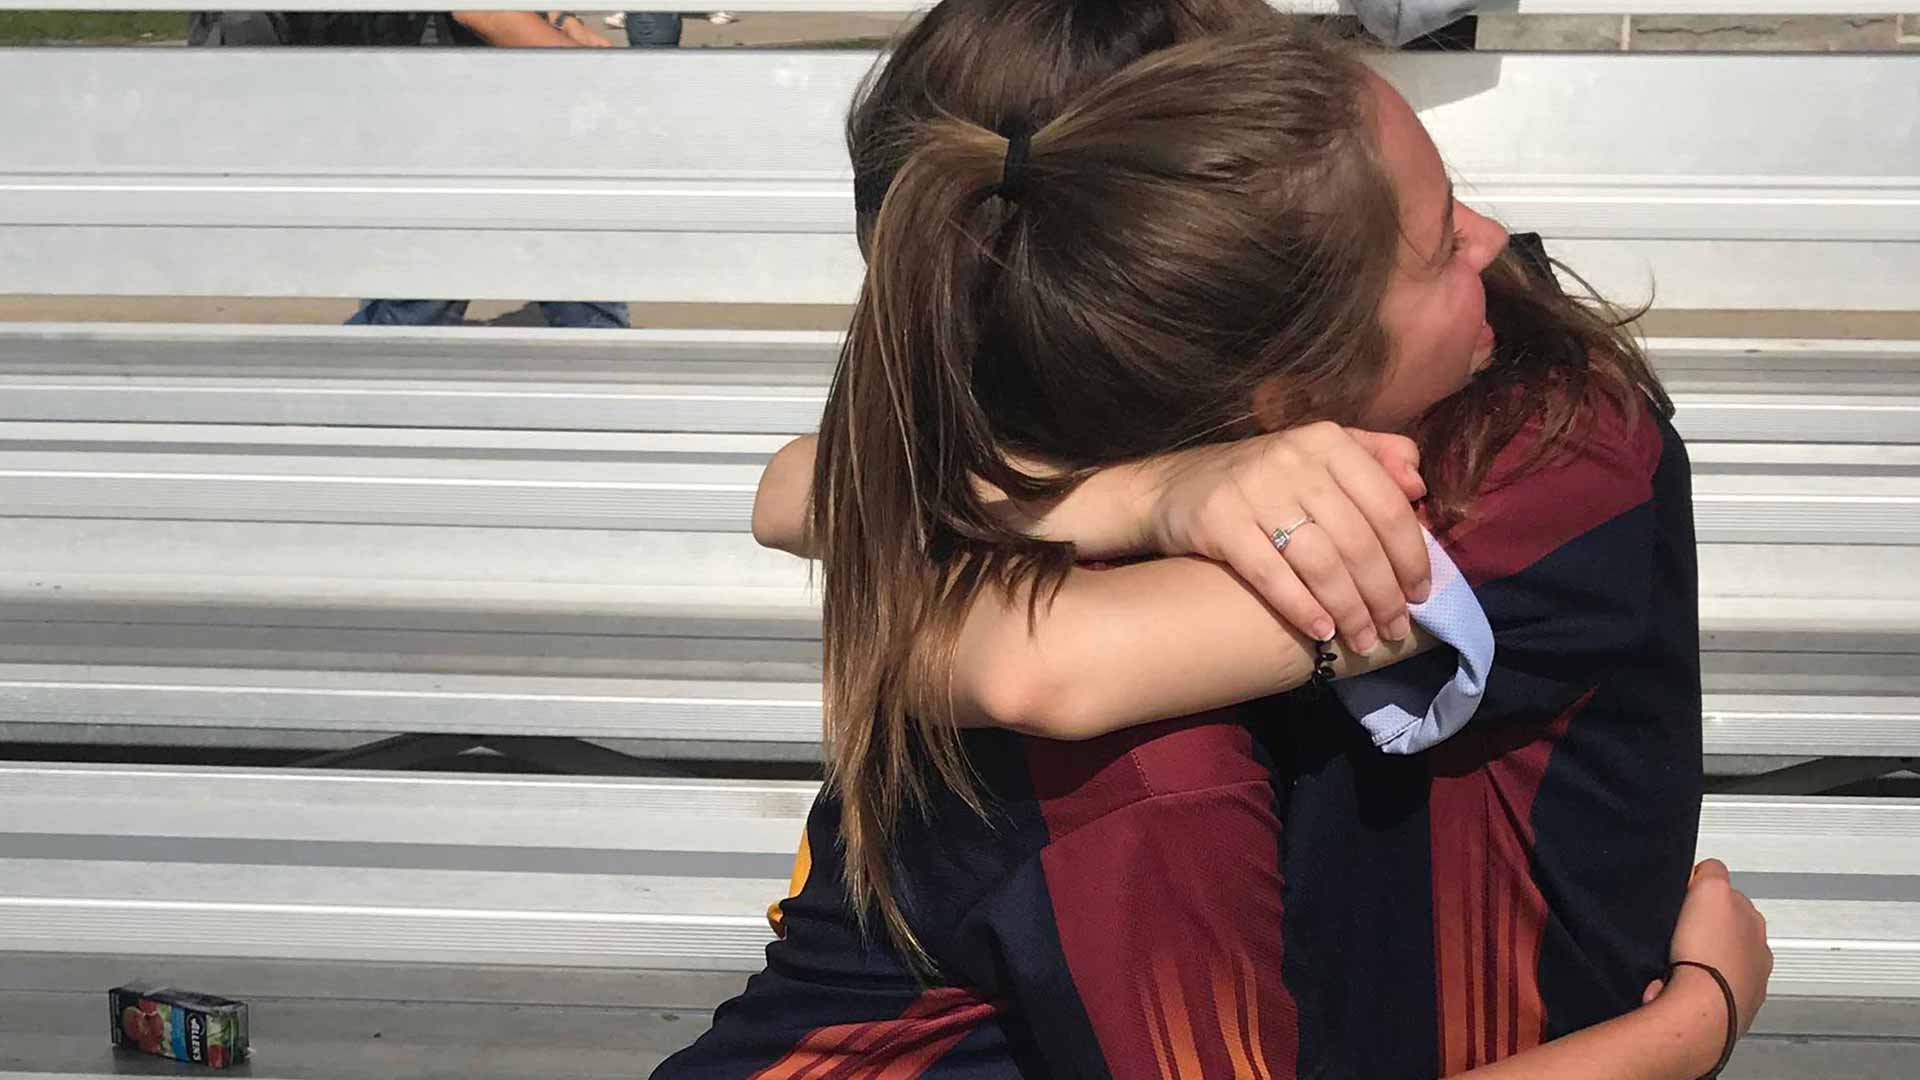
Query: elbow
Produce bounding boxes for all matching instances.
[748,495,782,550]
[751,436,817,556]
[750,490,804,555]
[967,659,1107,742]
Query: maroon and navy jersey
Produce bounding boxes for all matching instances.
[1276,392,1701,1078]
[654,390,1698,1080]
[652,716,1307,1079]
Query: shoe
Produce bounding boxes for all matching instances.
[707,11,738,23]
[602,12,625,27]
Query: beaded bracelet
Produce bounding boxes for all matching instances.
[1308,635,1338,693]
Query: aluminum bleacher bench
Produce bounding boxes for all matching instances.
[0,763,1913,996]
[0,764,1915,1074]
[1,326,1913,776]
[1,3,1917,1075]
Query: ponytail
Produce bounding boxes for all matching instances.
[813,119,1078,969]
[814,25,1409,973]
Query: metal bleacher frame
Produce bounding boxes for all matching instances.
[0,1,1916,1075]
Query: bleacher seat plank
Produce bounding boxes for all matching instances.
[0,447,768,534]
[1,535,1910,650]
[3,666,1914,763]
[1704,694,1920,759]
[3,528,1910,634]
[0,668,822,749]
[1703,797,1920,876]
[0,533,1912,758]
[4,330,1916,542]
[6,52,1916,311]
[5,767,1916,996]
[0,442,1910,541]
[0,861,783,970]
[0,763,818,847]
[1749,900,1920,999]
[1704,797,1920,997]
[0,764,806,971]
[5,326,1917,444]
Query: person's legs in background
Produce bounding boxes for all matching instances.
[537,301,631,328]
[348,300,626,328]
[347,299,471,325]
[624,12,682,46]
[617,11,680,332]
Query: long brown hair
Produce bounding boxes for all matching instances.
[814,2,1664,967]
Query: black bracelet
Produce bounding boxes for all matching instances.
[1308,635,1337,693]
[1667,960,1738,1079]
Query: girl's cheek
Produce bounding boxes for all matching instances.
[1455,274,1488,342]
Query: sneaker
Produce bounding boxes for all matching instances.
[706,11,738,23]
[602,11,625,27]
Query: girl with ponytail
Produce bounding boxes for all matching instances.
[657,3,1769,1078]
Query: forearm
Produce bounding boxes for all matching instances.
[951,554,1430,738]
[1461,976,1724,1080]
[753,434,1139,560]
[987,458,1152,560]
[451,11,578,46]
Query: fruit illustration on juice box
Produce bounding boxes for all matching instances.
[119,999,167,1055]
[109,986,249,1067]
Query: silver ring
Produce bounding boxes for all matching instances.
[1269,514,1314,553]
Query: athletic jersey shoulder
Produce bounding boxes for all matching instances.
[657,713,1307,1080]
[1278,388,1701,1079]
[1439,385,1668,588]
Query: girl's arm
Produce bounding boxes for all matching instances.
[1461,858,1772,1080]
[1461,978,1726,1080]
[754,428,1446,737]
[948,554,1433,738]
[752,425,1433,650]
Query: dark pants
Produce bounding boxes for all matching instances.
[348,300,630,329]
[626,12,682,47]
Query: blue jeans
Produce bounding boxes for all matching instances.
[625,13,682,47]
[348,299,630,328]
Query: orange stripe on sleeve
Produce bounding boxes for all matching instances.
[767,827,813,937]
[747,987,991,1080]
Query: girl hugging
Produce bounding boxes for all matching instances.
[655,2,1770,1078]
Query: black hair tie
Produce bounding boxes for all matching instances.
[996,129,1031,203]
[1308,635,1338,695]
[1667,960,1739,1079]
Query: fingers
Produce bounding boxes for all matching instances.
[1212,521,1336,643]
[1326,442,1432,604]
[1344,428,1427,501]
[1270,520,1375,652]
[1297,491,1408,645]
[1181,423,1425,647]
[1642,979,1664,1005]
[1693,858,1731,885]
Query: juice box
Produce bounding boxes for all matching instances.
[110,985,250,1068]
